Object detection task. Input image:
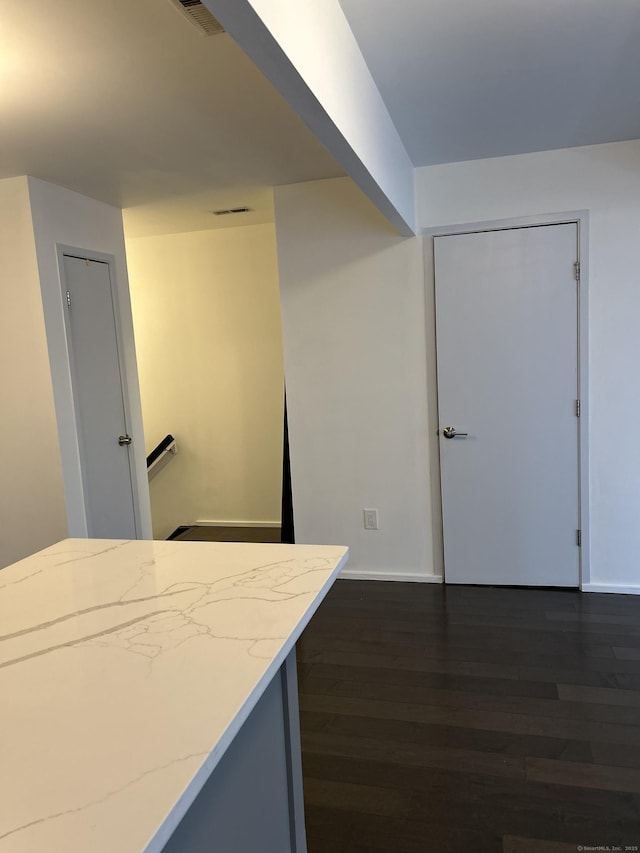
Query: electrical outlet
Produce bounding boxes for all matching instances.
[363,509,379,530]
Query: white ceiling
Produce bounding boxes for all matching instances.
[339,0,640,166]
[0,0,342,236]
[4,1,639,236]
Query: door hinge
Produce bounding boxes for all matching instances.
[574,261,580,281]
[66,290,71,309]
[575,399,581,418]
[576,529,582,547]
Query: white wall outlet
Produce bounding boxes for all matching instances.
[363,509,379,530]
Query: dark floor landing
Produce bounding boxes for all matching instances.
[168,524,281,543]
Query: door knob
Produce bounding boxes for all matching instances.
[118,434,133,446]
[442,426,468,439]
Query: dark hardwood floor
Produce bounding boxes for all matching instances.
[296,580,640,853]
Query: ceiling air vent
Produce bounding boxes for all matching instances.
[211,207,252,216]
[169,0,225,36]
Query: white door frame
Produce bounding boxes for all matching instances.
[49,244,150,539]
[423,211,590,589]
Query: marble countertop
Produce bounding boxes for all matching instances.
[0,538,348,853]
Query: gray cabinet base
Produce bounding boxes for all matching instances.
[161,650,307,853]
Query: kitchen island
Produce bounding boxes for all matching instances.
[0,538,349,853]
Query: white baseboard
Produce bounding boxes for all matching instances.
[581,582,640,596]
[194,520,281,528]
[339,567,443,583]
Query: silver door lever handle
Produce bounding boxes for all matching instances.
[442,426,468,439]
[118,434,133,446]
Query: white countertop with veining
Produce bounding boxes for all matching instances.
[0,538,349,853]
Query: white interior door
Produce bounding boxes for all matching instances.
[434,224,580,586]
[62,254,138,538]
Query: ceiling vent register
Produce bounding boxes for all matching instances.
[169,0,225,36]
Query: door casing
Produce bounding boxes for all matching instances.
[422,211,590,589]
[48,244,150,539]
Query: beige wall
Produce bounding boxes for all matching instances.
[274,177,434,581]
[0,177,67,568]
[126,224,284,540]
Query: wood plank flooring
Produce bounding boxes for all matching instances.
[296,580,640,852]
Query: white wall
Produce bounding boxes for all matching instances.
[126,224,284,540]
[416,140,640,592]
[0,177,68,568]
[208,0,415,235]
[275,177,434,581]
[28,177,152,539]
